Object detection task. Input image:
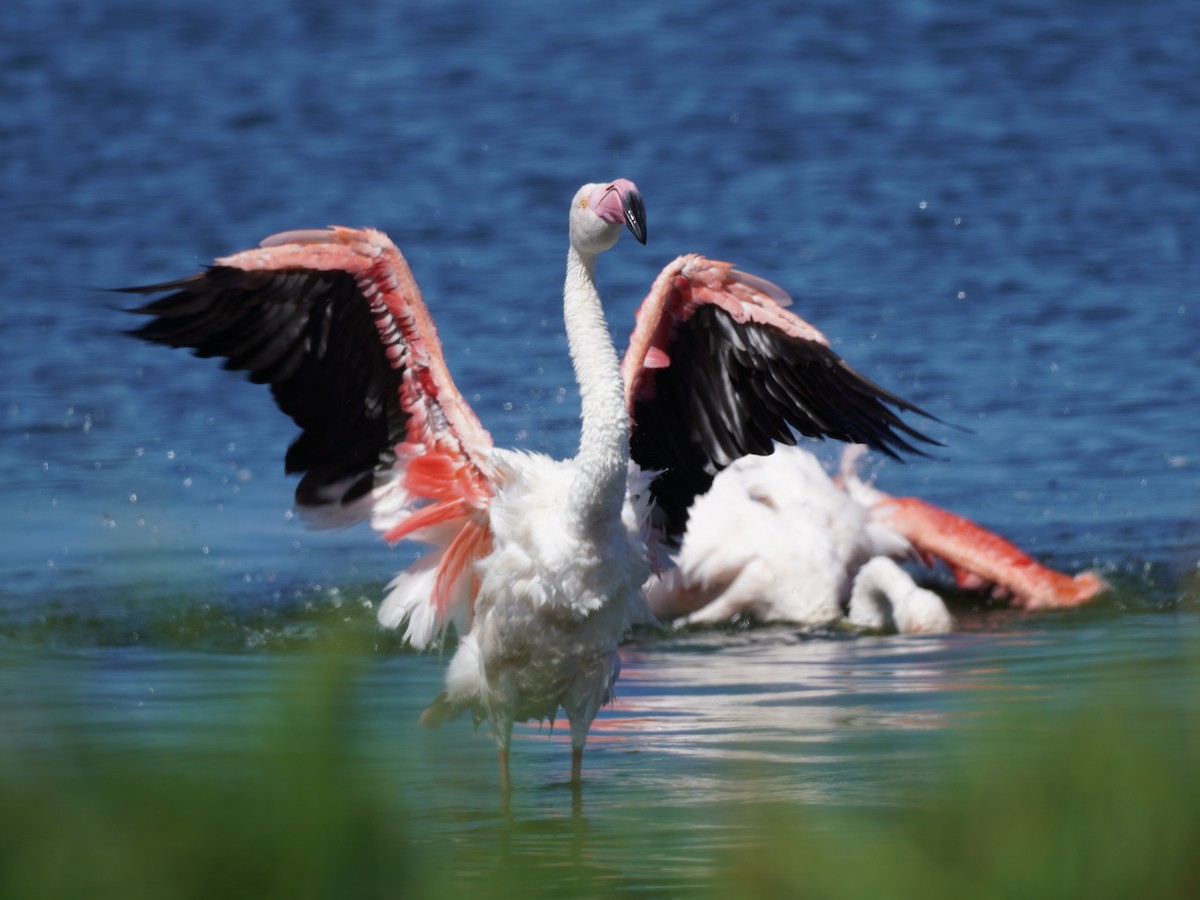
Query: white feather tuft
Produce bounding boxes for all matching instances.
[377,553,442,648]
[368,474,414,536]
[442,633,483,708]
[837,444,891,508]
[293,470,414,532]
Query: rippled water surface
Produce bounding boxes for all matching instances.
[3,0,1199,893]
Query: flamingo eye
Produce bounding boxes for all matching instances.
[580,198,588,209]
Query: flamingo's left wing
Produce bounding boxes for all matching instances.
[622,254,941,537]
[125,227,497,525]
[124,227,499,646]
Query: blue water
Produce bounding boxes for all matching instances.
[2,0,1199,889]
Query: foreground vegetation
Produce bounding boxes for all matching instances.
[1,641,1196,899]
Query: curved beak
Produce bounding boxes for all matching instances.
[592,179,647,245]
[620,186,647,245]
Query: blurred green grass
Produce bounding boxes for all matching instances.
[1,642,1197,899]
[715,686,1200,899]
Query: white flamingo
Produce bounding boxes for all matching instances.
[126,180,940,788]
[648,444,1109,633]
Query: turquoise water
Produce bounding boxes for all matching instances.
[3,0,1199,891]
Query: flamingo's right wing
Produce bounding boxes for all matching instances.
[125,226,497,642]
[870,496,1109,609]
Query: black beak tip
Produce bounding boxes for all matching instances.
[622,191,647,245]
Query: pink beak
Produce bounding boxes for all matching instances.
[588,179,647,244]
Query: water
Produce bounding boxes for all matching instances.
[2,0,1198,892]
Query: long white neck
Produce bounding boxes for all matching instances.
[563,243,629,529]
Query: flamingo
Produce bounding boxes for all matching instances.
[124,180,941,788]
[647,443,1109,633]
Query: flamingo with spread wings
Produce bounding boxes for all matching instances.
[125,180,941,788]
[621,264,1106,631]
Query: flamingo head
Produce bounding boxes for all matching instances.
[570,179,647,255]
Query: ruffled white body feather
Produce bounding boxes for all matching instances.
[647,444,954,634]
[439,451,652,747]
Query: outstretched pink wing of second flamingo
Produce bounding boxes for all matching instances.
[126,226,498,643]
[868,495,1109,610]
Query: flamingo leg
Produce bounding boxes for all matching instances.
[498,747,511,793]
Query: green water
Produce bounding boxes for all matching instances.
[3,592,1197,898]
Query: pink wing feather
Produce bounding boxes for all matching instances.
[622,254,942,537]
[126,226,497,638]
[869,496,1109,609]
